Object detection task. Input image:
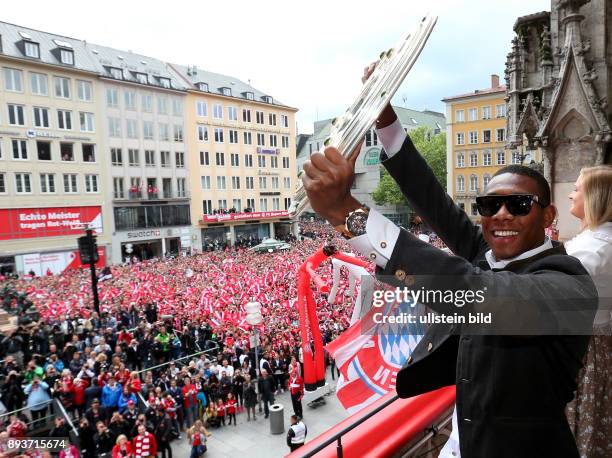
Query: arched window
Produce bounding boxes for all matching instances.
[456,175,465,192]
[470,174,478,192]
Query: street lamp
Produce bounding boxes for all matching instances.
[245,300,263,377]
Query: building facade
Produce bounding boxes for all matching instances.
[0,22,111,275]
[171,64,298,249]
[505,0,612,239]
[443,75,541,223]
[297,106,445,225]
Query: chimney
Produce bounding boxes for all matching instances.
[491,74,500,88]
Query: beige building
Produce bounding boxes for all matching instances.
[171,64,298,248]
[0,23,111,275]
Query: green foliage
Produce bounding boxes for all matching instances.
[372,127,447,207]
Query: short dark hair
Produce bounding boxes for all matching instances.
[491,164,551,207]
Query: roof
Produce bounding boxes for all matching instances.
[442,85,507,102]
[513,11,550,32]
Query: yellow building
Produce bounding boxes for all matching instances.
[443,75,541,223]
[171,65,298,248]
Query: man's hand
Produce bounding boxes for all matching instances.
[302,144,362,227]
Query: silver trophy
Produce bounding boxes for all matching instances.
[289,13,438,218]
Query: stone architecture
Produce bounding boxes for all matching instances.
[505,0,612,239]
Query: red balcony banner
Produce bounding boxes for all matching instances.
[0,206,103,240]
[201,210,289,222]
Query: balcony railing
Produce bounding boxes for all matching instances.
[114,190,190,201]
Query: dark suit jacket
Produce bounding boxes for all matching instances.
[378,136,597,458]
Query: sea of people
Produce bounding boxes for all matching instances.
[0,219,444,457]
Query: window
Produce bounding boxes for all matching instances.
[470,175,478,192]
[258,155,266,168]
[217,176,226,190]
[32,107,49,128]
[256,111,264,124]
[496,128,506,142]
[282,136,289,148]
[57,110,72,130]
[83,144,95,162]
[245,154,253,167]
[61,143,74,161]
[162,178,172,198]
[109,67,122,79]
[269,135,278,147]
[263,96,272,103]
[157,96,167,114]
[218,199,227,210]
[77,80,92,101]
[222,87,231,96]
[0,174,5,193]
[259,198,268,211]
[200,151,209,166]
[214,128,224,143]
[174,125,184,142]
[172,98,182,116]
[15,173,31,193]
[111,147,123,166]
[85,174,98,193]
[271,177,279,189]
[456,153,465,168]
[80,112,95,132]
[160,151,170,167]
[470,152,478,167]
[24,41,40,58]
[496,104,506,118]
[483,175,491,188]
[213,104,223,119]
[159,124,170,141]
[30,72,48,95]
[4,68,23,92]
[246,176,254,189]
[282,157,290,168]
[106,88,118,107]
[231,176,240,190]
[124,91,136,110]
[54,77,70,98]
[228,106,237,121]
[244,132,252,145]
[196,101,207,117]
[145,149,155,166]
[456,132,465,145]
[455,110,465,123]
[483,129,491,143]
[281,114,289,128]
[215,152,225,166]
[512,151,522,164]
[142,94,153,112]
[8,104,25,125]
[272,197,280,211]
[175,151,185,168]
[284,177,291,189]
[496,150,505,165]
[284,198,291,210]
[243,109,251,122]
[483,150,492,166]
[482,106,491,120]
[200,176,211,189]
[269,113,277,126]
[37,141,51,160]
[113,177,125,199]
[203,200,213,215]
[135,73,148,84]
[143,121,154,140]
[456,175,465,192]
[229,130,238,144]
[108,117,121,136]
[12,140,27,159]
[157,77,170,89]
[232,199,242,212]
[177,178,186,197]
[198,125,209,142]
[259,176,267,189]
[469,131,478,144]
[271,156,278,168]
[468,108,477,121]
[246,198,255,210]
[230,153,239,167]
[126,119,138,138]
[257,133,265,146]
[128,149,140,166]
[64,174,78,193]
[60,49,74,65]
[40,173,55,193]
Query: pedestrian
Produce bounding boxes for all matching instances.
[244,378,257,421]
[225,393,237,426]
[286,415,307,452]
[215,399,226,426]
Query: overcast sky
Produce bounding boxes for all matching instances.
[3,0,550,133]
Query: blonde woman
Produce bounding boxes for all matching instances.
[566,165,612,457]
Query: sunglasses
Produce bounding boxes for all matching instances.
[475,194,544,217]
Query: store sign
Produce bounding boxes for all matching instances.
[364,148,381,166]
[126,229,161,240]
[26,129,61,139]
[256,147,280,155]
[0,206,103,240]
[202,210,289,222]
[257,170,280,176]
[20,248,105,276]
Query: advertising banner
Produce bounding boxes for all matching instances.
[20,248,105,276]
[201,210,289,223]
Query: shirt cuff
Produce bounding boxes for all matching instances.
[346,208,400,269]
[375,118,405,158]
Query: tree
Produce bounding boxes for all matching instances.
[372,127,446,207]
